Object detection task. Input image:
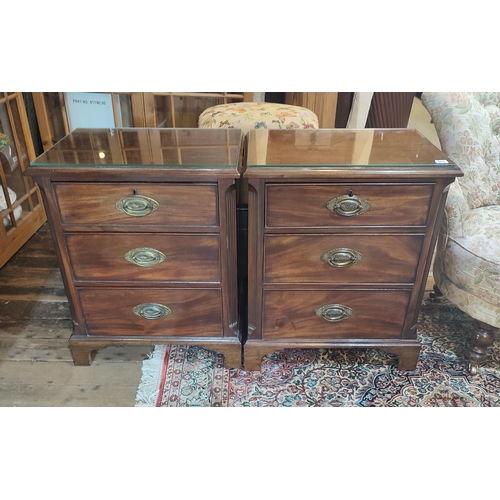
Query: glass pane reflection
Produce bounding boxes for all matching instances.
[173,96,223,128]
[44,92,67,144]
[116,94,133,127]
[153,95,225,128]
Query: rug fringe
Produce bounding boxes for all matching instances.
[135,345,166,407]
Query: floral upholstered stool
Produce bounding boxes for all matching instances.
[198,102,319,134]
[199,102,319,205]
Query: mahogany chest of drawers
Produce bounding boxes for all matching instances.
[243,129,462,371]
[26,128,244,368]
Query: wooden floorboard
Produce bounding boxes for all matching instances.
[0,223,151,407]
[0,360,146,407]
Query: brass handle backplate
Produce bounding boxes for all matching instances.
[125,247,166,267]
[315,304,353,323]
[321,248,363,268]
[326,194,370,217]
[116,194,159,217]
[133,303,171,320]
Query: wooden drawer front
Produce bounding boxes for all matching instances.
[66,233,220,283]
[262,290,410,340]
[55,183,218,227]
[79,288,222,337]
[264,234,423,284]
[265,183,433,228]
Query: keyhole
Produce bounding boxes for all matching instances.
[132,189,138,195]
[348,190,353,197]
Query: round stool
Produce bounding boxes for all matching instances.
[198,102,319,133]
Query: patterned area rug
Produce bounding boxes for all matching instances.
[135,299,500,407]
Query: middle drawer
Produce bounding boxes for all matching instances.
[66,233,220,283]
[264,234,423,284]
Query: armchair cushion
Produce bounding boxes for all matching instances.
[442,205,500,308]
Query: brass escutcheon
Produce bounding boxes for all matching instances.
[321,248,363,268]
[125,247,166,267]
[133,303,171,320]
[315,304,353,323]
[326,194,370,217]
[116,194,159,217]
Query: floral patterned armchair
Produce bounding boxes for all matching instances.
[422,92,500,374]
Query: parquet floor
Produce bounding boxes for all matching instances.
[0,96,440,407]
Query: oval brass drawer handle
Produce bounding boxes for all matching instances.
[326,194,370,217]
[125,247,166,267]
[133,302,171,320]
[321,248,363,268]
[315,304,353,323]
[116,194,159,217]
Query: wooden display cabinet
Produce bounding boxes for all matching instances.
[32,92,253,151]
[0,92,46,268]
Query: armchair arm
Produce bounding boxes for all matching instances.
[443,180,471,241]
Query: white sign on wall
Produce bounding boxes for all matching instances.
[64,92,115,131]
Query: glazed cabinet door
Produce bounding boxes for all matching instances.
[0,92,46,268]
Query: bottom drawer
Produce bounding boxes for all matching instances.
[79,288,222,337]
[262,290,411,340]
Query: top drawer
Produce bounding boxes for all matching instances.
[54,183,218,227]
[265,183,433,228]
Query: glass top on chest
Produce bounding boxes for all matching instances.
[246,129,453,168]
[31,128,243,169]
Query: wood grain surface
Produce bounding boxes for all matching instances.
[265,183,433,228]
[55,183,219,227]
[262,289,411,340]
[66,233,220,283]
[79,288,223,337]
[264,234,423,284]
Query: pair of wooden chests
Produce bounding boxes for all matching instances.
[26,128,461,371]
